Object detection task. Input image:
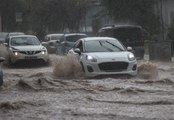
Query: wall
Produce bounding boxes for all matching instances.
[161,0,174,27]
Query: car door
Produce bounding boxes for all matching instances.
[70,40,83,59]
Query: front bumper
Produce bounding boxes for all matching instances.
[82,60,137,77]
[9,51,49,63]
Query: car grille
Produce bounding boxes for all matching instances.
[98,62,128,72]
[19,51,42,55]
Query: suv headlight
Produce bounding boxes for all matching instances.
[86,55,97,62]
[13,51,19,56]
[128,53,135,61]
[41,50,47,55]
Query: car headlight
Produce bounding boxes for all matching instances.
[128,53,135,61]
[41,50,47,55]
[86,55,97,62]
[13,51,19,56]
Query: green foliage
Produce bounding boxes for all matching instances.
[101,0,160,35]
[28,0,89,39]
[0,0,89,39]
[0,0,27,31]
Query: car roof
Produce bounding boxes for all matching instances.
[46,33,64,37]
[8,32,24,35]
[82,37,117,42]
[9,35,37,38]
[64,33,87,37]
[100,24,142,30]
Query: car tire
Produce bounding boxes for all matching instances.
[0,71,3,86]
[80,62,85,72]
[8,58,14,66]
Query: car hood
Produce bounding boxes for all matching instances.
[10,45,45,51]
[85,52,131,59]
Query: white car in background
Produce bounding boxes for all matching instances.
[57,33,87,55]
[69,37,137,77]
[6,35,48,64]
[43,33,64,53]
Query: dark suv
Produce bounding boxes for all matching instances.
[98,25,147,59]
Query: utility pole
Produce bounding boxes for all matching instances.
[160,0,165,41]
[0,15,2,32]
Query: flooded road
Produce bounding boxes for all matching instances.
[1,56,174,120]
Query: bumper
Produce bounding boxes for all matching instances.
[82,60,137,77]
[9,51,49,63]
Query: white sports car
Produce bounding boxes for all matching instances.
[69,37,137,77]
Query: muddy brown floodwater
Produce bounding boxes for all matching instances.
[1,55,174,120]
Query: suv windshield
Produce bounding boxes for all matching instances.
[112,27,142,43]
[10,37,40,46]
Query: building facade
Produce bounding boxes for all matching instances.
[160,0,174,27]
[0,15,2,32]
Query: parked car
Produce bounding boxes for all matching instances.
[69,37,137,77]
[6,35,48,64]
[56,33,87,55]
[42,33,64,53]
[0,32,8,44]
[0,57,5,86]
[98,25,148,59]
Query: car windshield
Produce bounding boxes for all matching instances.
[66,35,86,42]
[84,39,125,52]
[10,37,40,46]
[51,35,63,40]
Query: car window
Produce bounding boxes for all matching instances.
[51,35,62,40]
[84,39,125,52]
[75,41,83,52]
[10,37,40,46]
[65,35,86,42]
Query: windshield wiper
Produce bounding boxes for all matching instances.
[105,41,124,51]
[99,41,113,52]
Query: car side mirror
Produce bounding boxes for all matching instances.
[41,42,46,45]
[74,48,81,55]
[0,57,5,63]
[3,43,8,46]
[127,47,133,52]
[56,40,60,43]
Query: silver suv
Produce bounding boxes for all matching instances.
[56,33,87,55]
[43,34,64,53]
[6,35,49,64]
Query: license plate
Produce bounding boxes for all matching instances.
[25,56,37,59]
